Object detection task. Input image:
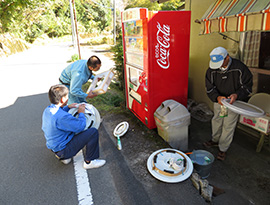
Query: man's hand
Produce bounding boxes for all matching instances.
[87,91,97,99]
[68,103,78,109]
[228,93,237,104]
[78,104,85,114]
[217,96,226,105]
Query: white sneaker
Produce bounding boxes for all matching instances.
[60,158,72,165]
[83,159,106,169]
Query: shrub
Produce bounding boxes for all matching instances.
[71,54,80,62]
[111,26,124,90]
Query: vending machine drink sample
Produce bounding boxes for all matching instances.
[121,8,191,129]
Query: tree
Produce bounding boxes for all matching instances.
[160,0,185,11]
[124,0,161,11]
[124,0,185,11]
[77,0,112,33]
[0,0,46,33]
[0,0,113,42]
[111,25,124,89]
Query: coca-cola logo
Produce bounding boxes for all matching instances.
[155,22,170,69]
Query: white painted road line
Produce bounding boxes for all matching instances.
[73,150,93,205]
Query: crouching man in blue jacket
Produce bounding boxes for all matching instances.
[42,84,106,169]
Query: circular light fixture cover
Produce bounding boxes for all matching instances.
[221,99,265,118]
[147,148,193,183]
[113,121,129,137]
[68,104,101,131]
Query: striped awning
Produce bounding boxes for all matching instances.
[200,0,270,34]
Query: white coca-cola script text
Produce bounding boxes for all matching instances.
[155,22,170,69]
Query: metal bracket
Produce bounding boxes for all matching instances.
[219,33,239,43]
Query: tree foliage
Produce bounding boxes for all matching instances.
[0,0,112,43]
[124,0,161,11]
[160,0,185,11]
[124,0,184,11]
[111,25,124,90]
[76,0,112,33]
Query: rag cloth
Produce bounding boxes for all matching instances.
[76,103,95,116]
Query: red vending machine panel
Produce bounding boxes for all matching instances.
[122,8,191,129]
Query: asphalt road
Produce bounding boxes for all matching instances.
[0,43,147,205]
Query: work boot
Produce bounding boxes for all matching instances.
[203,140,218,148]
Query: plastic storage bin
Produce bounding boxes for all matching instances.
[154,100,190,151]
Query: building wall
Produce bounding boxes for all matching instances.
[185,0,240,109]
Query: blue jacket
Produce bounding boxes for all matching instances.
[42,104,86,152]
[59,60,94,100]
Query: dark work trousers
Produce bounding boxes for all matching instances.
[55,128,99,162]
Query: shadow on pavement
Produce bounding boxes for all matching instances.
[0,93,78,204]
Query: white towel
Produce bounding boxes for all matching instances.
[76,103,95,116]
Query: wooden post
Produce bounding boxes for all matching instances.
[72,0,81,59]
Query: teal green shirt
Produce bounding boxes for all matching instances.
[60,60,94,100]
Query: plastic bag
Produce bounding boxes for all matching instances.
[188,99,214,122]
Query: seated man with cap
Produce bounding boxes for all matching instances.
[204,47,253,160]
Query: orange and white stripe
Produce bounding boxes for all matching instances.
[219,17,227,33]
[204,20,211,34]
[237,14,247,32]
[205,0,223,19]
[240,0,256,14]
[262,4,270,31]
[236,0,256,32]
[262,10,270,31]
[200,0,270,34]
[222,0,238,16]
[217,0,238,33]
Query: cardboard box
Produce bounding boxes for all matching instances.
[239,115,270,134]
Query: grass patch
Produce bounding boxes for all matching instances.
[82,81,168,146]
[86,36,113,45]
[67,54,80,63]
[82,82,125,116]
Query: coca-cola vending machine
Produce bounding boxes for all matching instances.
[121,8,191,129]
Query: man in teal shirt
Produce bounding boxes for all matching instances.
[59,55,101,104]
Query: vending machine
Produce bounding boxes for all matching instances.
[121,8,191,129]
